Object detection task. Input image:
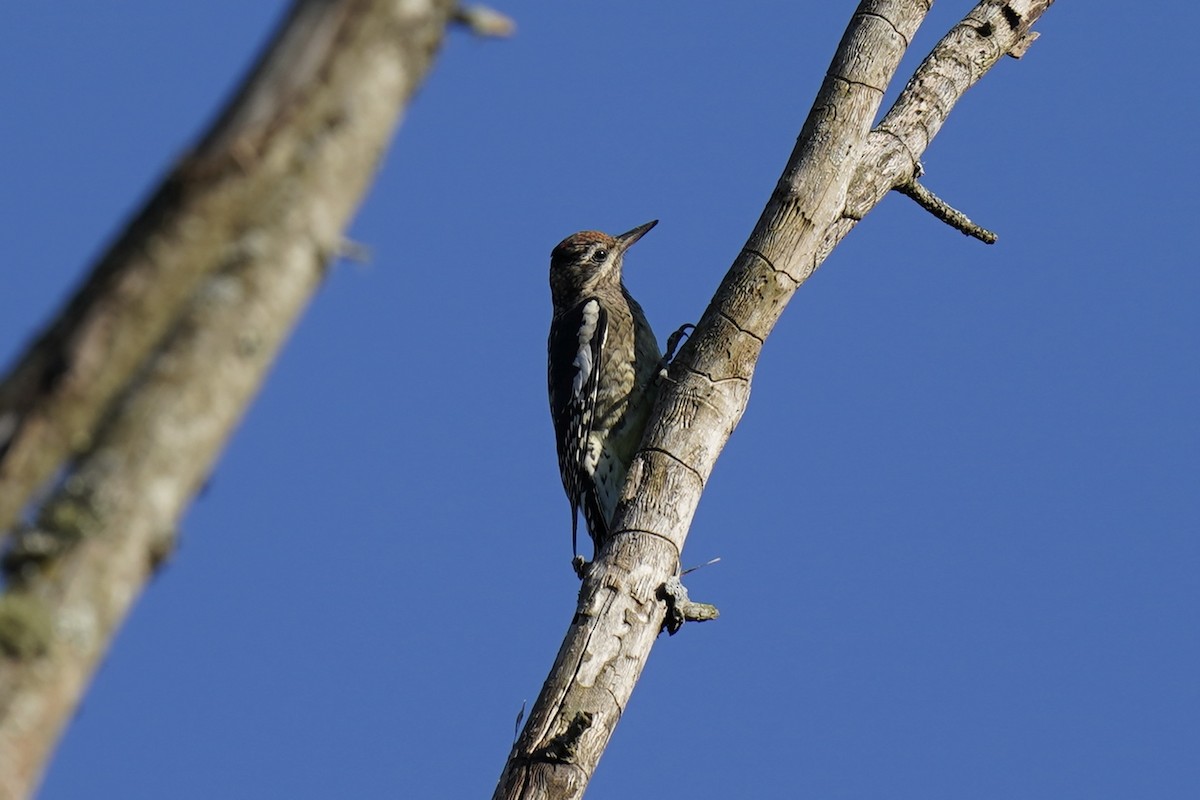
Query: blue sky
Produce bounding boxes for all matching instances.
[3,2,1198,798]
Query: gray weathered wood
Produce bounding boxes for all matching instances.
[493,2,1054,797]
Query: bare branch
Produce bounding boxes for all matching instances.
[0,0,458,794]
[844,0,1055,243]
[0,0,450,537]
[494,1,1055,796]
[898,179,998,243]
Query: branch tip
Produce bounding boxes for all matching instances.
[897,180,998,244]
[452,5,516,38]
[335,238,373,265]
[658,576,719,635]
[681,556,721,576]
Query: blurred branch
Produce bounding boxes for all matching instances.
[0,0,460,795]
[452,4,516,37]
[494,0,1054,796]
[0,0,344,537]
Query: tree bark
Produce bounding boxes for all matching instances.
[493,2,1054,797]
[0,1,460,796]
[0,0,454,538]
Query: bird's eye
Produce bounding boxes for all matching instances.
[592,248,609,262]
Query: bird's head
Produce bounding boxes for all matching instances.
[549,220,657,307]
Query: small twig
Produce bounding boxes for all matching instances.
[335,238,373,264]
[452,5,515,38]
[897,180,998,244]
[657,576,719,635]
[682,556,721,576]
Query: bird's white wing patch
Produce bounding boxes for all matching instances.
[571,299,601,400]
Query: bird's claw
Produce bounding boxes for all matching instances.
[657,323,696,383]
[664,323,695,363]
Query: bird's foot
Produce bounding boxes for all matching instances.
[657,323,696,383]
[571,555,590,580]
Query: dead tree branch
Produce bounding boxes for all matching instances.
[0,1,459,795]
[0,0,450,537]
[494,2,1054,797]
[898,179,999,243]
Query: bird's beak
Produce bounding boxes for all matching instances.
[614,219,658,254]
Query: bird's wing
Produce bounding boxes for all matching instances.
[548,298,609,555]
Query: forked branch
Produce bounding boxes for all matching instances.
[494,2,1054,797]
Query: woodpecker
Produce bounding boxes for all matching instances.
[547,220,662,564]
